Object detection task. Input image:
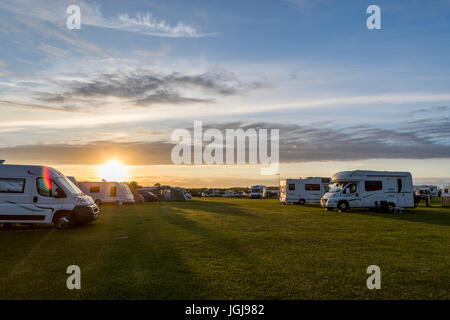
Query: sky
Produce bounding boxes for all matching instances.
[0,0,449,187]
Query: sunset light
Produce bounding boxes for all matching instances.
[97,160,130,182]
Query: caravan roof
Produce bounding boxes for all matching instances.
[332,170,412,182]
[0,163,63,177]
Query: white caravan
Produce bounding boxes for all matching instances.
[321,170,415,212]
[0,161,99,228]
[78,181,135,205]
[250,185,267,199]
[280,177,331,205]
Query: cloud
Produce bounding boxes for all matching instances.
[38,44,68,57]
[0,100,78,112]
[1,118,449,165]
[34,69,265,108]
[0,0,212,38]
[410,105,449,115]
[98,12,209,38]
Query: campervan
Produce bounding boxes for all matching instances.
[78,181,135,205]
[250,185,267,199]
[415,185,438,197]
[201,189,222,197]
[321,170,415,212]
[0,161,99,228]
[280,177,331,205]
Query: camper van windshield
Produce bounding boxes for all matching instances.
[329,182,348,193]
[57,175,83,195]
[252,187,261,192]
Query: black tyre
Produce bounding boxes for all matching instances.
[298,199,306,205]
[54,212,75,229]
[95,199,102,206]
[338,201,349,212]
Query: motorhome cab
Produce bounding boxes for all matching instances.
[77,181,135,205]
[321,170,415,212]
[280,177,331,205]
[250,185,267,199]
[0,161,99,229]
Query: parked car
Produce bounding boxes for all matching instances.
[137,190,159,202]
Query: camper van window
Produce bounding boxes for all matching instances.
[344,183,357,194]
[330,183,347,193]
[90,186,100,193]
[288,184,295,191]
[58,175,83,195]
[110,186,117,197]
[305,184,320,191]
[323,185,330,193]
[397,179,402,193]
[0,178,26,193]
[36,178,65,198]
[365,181,382,192]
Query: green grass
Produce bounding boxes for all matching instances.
[0,198,449,299]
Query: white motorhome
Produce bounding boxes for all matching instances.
[280,177,331,205]
[415,185,438,197]
[0,161,99,228]
[78,181,135,205]
[321,170,415,212]
[250,185,267,199]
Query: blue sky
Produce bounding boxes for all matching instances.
[0,0,449,186]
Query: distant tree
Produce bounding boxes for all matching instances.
[127,181,142,193]
[154,182,161,187]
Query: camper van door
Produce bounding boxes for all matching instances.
[343,182,362,207]
[35,177,66,211]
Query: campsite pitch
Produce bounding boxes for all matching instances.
[0,198,448,299]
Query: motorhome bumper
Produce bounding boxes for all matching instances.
[73,204,100,222]
[321,198,336,208]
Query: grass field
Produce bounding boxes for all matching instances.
[0,198,449,300]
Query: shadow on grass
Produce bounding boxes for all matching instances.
[178,199,256,218]
[345,205,450,227]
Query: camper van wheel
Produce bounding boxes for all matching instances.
[337,201,349,212]
[298,199,306,205]
[54,211,74,229]
[95,199,102,206]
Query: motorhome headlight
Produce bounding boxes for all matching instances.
[76,196,91,205]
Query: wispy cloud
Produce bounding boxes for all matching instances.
[0,0,213,38]
[93,12,210,38]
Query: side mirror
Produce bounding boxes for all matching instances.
[54,189,66,198]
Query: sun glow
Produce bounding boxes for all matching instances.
[97,160,130,182]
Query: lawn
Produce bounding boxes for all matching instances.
[0,198,449,299]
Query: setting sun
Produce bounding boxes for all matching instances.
[97,160,130,182]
